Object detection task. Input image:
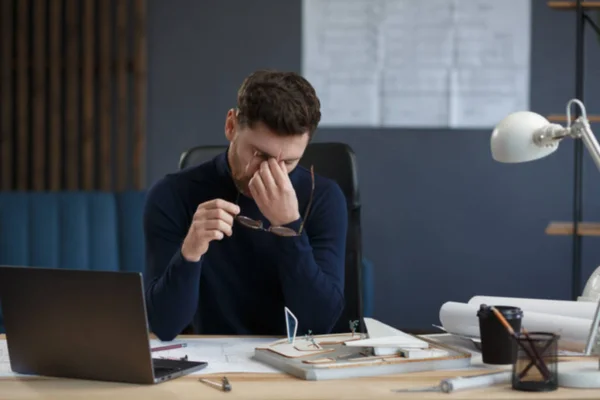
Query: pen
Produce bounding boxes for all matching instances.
[160,355,188,361]
[199,376,232,392]
[151,343,187,352]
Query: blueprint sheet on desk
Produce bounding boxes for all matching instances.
[0,337,280,378]
[0,339,12,377]
[150,337,280,375]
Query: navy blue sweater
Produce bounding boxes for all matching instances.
[143,149,348,341]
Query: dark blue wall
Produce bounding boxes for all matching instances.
[146,0,600,329]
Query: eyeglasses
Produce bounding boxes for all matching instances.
[235,165,315,237]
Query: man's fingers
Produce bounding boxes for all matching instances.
[206,218,233,237]
[199,198,240,215]
[195,207,234,225]
[259,161,277,190]
[248,178,258,200]
[184,203,236,260]
[193,219,233,237]
[201,230,224,241]
[269,158,288,188]
[250,173,266,200]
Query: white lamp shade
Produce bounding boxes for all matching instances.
[491,111,559,163]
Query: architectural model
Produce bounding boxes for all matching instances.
[253,308,471,380]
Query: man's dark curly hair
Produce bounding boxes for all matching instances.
[236,70,321,137]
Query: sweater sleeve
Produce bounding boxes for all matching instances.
[272,182,348,335]
[143,178,203,341]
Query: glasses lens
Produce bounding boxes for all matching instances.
[236,215,263,229]
[270,227,298,237]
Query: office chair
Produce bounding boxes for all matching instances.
[179,142,368,333]
[178,145,225,170]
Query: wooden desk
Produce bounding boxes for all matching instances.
[2,335,600,399]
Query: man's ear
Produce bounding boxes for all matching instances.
[224,109,236,142]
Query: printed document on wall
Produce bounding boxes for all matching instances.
[301,0,531,128]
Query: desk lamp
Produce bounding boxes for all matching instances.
[491,98,600,388]
[491,99,600,168]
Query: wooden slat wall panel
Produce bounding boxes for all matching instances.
[16,0,29,190]
[1,0,147,192]
[33,0,47,191]
[49,0,62,191]
[133,0,147,190]
[99,0,112,191]
[82,0,95,190]
[0,0,14,190]
[116,0,129,192]
[65,0,79,190]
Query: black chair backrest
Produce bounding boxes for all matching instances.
[179,145,226,170]
[179,142,363,333]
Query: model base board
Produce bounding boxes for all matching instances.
[253,332,472,380]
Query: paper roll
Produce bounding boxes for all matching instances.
[438,301,481,338]
[439,301,593,348]
[468,295,598,320]
[441,371,512,393]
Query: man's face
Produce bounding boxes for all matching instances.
[224,110,310,197]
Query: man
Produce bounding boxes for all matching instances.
[143,70,348,341]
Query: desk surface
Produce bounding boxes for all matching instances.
[2,334,600,399]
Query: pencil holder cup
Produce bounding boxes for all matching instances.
[477,304,523,364]
[511,332,558,392]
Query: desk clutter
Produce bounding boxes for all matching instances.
[439,295,599,350]
[438,294,600,391]
[250,301,598,393]
[0,336,281,379]
[2,294,600,395]
[253,317,472,380]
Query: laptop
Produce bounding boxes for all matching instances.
[0,265,207,384]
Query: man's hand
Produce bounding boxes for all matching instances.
[249,158,300,227]
[181,199,240,262]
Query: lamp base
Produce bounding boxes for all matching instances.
[558,361,600,388]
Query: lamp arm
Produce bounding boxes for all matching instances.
[565,99,600,172]
[532,123,569,146]
[573,117,600,173]
[532,99,600,172]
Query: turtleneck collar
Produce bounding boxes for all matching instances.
[213,146,239,196]
[215,146,233,178]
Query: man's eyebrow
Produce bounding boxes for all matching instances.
[254,147,299,161]
[253,147,275,158]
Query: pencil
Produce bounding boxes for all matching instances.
[490,307,551,379]
[199,376,232,392]
[151,343,187,352]
[517,327,551,379]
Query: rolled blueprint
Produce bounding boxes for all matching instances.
[468,295,597,320]
[439,301,593,350]
[438,302,481,338]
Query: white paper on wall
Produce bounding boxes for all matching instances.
[301,0,531,128]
